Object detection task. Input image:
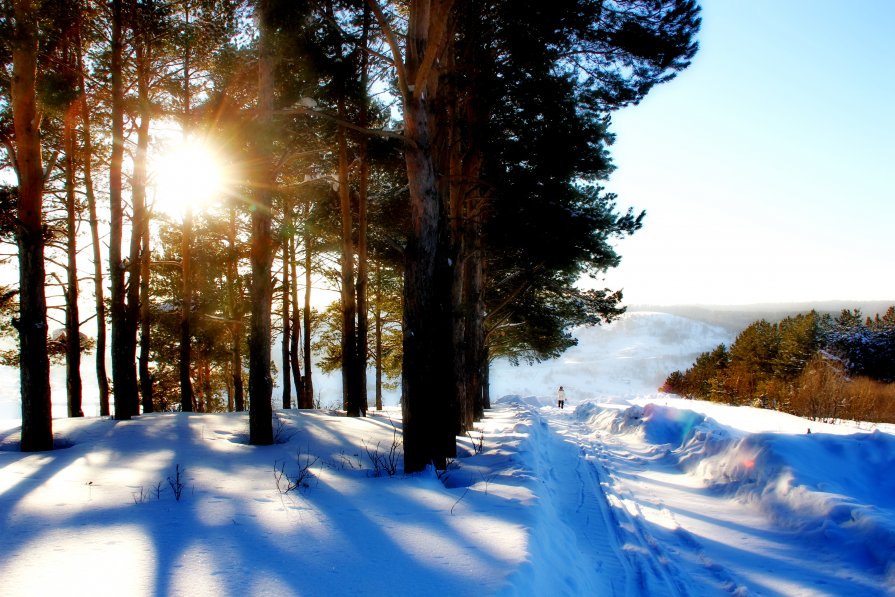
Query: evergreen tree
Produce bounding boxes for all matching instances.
[360,0,700,470]
[2,0,55,449]
[774,311,824,381]
[73,0,111,416]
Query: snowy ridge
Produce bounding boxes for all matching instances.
[576,401,895,585]
[490,311,734,400]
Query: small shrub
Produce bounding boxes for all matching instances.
[466,430,485,455]
[274,447,319,493]
[273,416,295,444]
[168,464,186,501]
[363,428,401,478]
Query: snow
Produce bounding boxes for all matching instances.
[2,311,894,596]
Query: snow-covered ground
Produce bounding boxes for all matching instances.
[1,311,893,596]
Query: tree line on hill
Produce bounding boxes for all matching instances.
[663,308,895,424]
[1,0,700,470]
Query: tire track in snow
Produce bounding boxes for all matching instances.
[537,409,746,596]
[585,425,753,596]
[526,410,633,595]
[537,413,690,597]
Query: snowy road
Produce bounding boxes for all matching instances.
[544,412,703,595]
[520,408,737,596]
[509,402,894,597]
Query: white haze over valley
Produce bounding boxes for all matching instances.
[1,311,893,596]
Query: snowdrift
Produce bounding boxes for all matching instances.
[576,401,895,582]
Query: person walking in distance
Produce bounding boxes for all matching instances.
[557,386,566,409]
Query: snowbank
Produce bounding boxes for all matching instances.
[577,401,895,582]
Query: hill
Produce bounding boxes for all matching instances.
[490,311,733,399]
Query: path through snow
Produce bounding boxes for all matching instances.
[502,399,894,596]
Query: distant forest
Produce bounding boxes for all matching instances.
[664,308,895,424]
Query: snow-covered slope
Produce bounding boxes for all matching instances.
[0,407,538,596]
[2,309,894,595]
[490,311,733,401]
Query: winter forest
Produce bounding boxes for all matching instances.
[6,2,895,595]
[0,0,700,468]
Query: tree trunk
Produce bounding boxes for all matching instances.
[355,3,372,416]
[64,101,83,418]
[249,1,275,444]
[75,11,110,416]
[109,0,135,420]
[62,27,83,416]
[10,0,52,450]
[180,206,194,412]
[126,27,149,418]
[337,118,362,417]
[371,0,458,471]
[482,348,491,410]
[134,6,152,414]
[179,5,194,413]
[450,242,468,435]
[374,260,383,411]
[402,93,455,471]
[463,208,486,423]
[227,206,244,412]
[139,213,153,413]
[289,233,303,401]
[301,205,314,408]
[281,223,292,409]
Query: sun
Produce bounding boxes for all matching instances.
[150,138,227,216]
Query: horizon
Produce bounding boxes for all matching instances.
[627,298,895,310]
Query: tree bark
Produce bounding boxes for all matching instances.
[301,204,314,408]
[407,2,458,470]
[249,1,275,444]
[64,99,83,418]
[337,118,362,417]
[11,0,52,450]
[179,4,194,413]
[109,0,135,420]
[369,0,459,471]
[482,347,491,410]
[355,2,372,416]
[180,206,194,412]
[289,233,303,402]
[402,92,455,470]
[75,10,110,416]
[127,18,149,417]
[374,260,383,411]
[139,213,153,413]
[467,225,486,422]
[134,2,153,414]
[227,206,244,412]
[63,25,83,416]
[281,222,292,409]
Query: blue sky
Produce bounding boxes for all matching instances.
[599,0,895,305]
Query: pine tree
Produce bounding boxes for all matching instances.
[248,0,276,445]
[74,0,111,417]
[5,0,54,449]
